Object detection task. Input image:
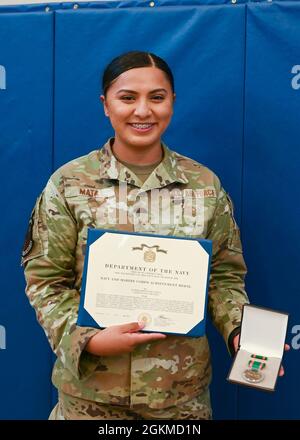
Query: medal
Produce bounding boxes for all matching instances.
[242,368,264,383]
[242,354,268,383]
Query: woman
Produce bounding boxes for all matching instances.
[22,51,249,420]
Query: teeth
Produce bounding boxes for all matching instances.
[131,123,153,129]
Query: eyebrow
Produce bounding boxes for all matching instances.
[116,88,168,95]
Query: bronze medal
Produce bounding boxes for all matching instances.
[242,368,264,383]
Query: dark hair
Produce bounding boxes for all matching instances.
[102,51,175,97]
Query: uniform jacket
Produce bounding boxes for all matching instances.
[22,138,249,409]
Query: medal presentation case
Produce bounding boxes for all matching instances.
[227,304,289,391]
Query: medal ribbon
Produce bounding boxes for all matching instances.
[251,354,268,360]
[248,360,266,370]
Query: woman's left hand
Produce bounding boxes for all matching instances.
[232,334,290,377]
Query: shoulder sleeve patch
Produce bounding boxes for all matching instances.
[21,194,45,266]
[22,213,34,258]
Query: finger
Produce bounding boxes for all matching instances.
[279,366,284,376]
[285,344,290,351]
[233,338,239,351]
[118,322,144,333]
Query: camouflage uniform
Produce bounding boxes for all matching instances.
[49,389,212,420]
[22,137,249,419]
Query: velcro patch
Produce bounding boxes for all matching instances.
[22,213,34,258]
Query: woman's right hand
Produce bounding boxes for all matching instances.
[85,321,167,357]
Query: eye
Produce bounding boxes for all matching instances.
[151,95,165,101]
[120,96,135,102]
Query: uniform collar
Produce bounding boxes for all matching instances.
[97,137,189,189]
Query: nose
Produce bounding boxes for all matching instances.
[133,98,152,118]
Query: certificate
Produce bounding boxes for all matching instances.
[77,228,212,337]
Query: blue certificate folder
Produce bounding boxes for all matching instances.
[77,228,212,337]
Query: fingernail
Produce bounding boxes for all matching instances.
[138,321,145,328]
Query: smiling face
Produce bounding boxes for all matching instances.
[100,66,175,162]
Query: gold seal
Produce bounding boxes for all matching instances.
[144,249,156,262]
[132,244,167,263]
[138,313,152,326]
[242,368,264,384]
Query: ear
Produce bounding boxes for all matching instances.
[100,94,109,117]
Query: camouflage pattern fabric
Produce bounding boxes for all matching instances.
[49,389,212,420]
[22,137,249,413]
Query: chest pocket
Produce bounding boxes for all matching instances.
[64,186,117,229]
[65,185,122,231]
[172,189,216,238]
[88,196,118,228]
